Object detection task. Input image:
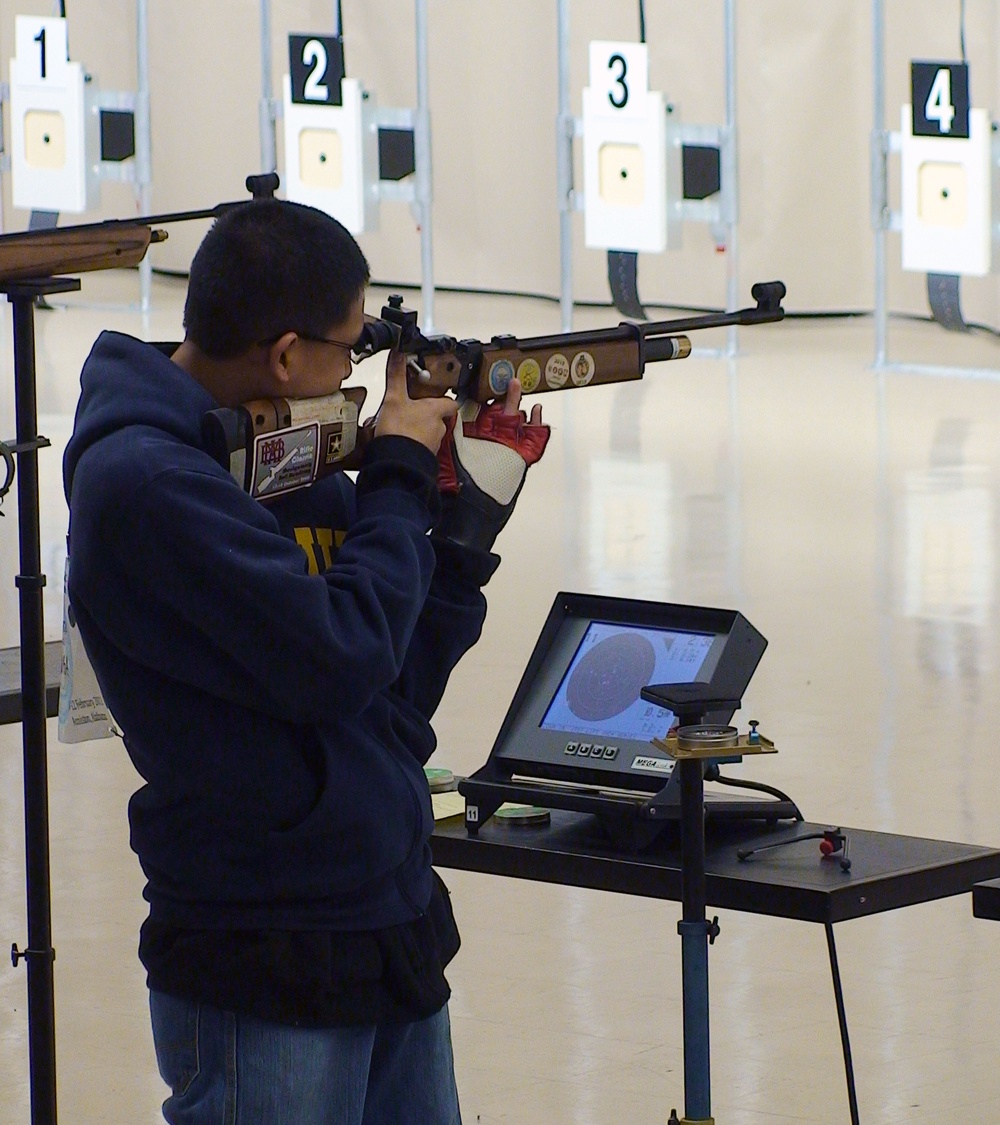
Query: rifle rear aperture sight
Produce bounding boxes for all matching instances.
[354,294,457,362]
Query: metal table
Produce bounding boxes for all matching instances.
[432,806,1000,1123]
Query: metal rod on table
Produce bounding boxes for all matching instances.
[872,0,888,369]
[723,0,739,357]
[557,0,574,332]
[135,0,152,312]
[413,0,435,331]
[259,0,277,174]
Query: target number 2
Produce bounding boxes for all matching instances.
[302,40,328,101]
[289,34,345,107]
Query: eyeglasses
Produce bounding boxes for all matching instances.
[295,332,359,366]
[260,332,359,365]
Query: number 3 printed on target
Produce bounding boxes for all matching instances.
[582,41,669,254]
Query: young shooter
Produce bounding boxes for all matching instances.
[63,198,548,1124]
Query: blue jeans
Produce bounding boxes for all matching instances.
[149,990,462,1125]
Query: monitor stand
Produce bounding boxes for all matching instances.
[459,756,801,853]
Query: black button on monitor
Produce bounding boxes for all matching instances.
[564,742,579,755]
[604,746,619,760]
[578,744,592,757]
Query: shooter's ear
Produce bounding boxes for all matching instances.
[265,332,298,386]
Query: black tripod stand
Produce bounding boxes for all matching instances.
[5,276,81,1125]
[1,172,280,1125]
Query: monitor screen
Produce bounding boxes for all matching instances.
[539,620,714,742]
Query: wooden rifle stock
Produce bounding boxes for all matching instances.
[0,201,246,285]
[203,324,694,498]
[0,223,165,283]
[202,387,374,499]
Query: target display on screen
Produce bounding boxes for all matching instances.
[540,621,714,742]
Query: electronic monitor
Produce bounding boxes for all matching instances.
[484,592,767,793]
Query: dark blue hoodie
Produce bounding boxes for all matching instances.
[63,331,487,932]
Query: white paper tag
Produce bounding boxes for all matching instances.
[58,556,117,743]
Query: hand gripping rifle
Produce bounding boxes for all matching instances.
[202,281,786,501]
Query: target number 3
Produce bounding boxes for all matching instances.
[608,54,628,109]
[588,42,649,121]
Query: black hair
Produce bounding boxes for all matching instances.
[183,198,371,358]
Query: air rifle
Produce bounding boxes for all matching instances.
[0,178,784,503]
[0,173,280,284]
[202,281,786,501]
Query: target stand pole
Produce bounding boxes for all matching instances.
[4,275,81,1125]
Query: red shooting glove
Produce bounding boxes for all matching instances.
[435,398,550,553]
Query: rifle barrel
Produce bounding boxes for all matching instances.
[0,202,244,249]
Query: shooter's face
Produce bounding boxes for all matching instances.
[285,290,366,399]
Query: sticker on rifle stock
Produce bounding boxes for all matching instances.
[571,351,596,386]
[545,353,570,388]
[488,358,515,396]
[250,423,320,499]
[516,358,541,393]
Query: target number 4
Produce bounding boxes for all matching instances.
[925,68,954,133]
[911,61,970,139]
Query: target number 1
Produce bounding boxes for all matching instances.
[34,26,46,78]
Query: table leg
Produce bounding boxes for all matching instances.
[825,921,860,1125]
